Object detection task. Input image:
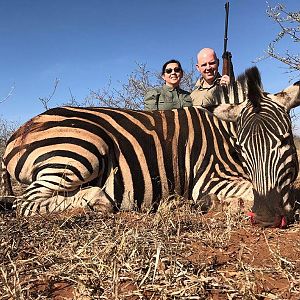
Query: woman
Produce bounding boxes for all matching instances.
[144,59,192,111]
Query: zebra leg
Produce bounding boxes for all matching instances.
[14,182,114,217]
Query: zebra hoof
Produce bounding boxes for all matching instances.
[91,200,114,214]
[221,197,246,214]
[294,209,300,222]
[196,194,221,213]
[81,186,114,214]
[0,196,16,212]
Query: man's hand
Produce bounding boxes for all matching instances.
[220,75,230,86]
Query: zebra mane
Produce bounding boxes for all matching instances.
[211,66,264,110]
[241,66,263,111]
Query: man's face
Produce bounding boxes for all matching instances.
[196,52,219,85]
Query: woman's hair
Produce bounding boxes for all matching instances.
[161,59,183,75]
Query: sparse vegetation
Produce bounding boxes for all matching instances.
[1,121,300,299]
[1,196,300,299]
[259,3,300,77]
[1,3,300,299]
[0,117,17,155]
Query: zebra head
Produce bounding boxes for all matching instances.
[213,67,300,227]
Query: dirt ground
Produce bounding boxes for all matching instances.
[1,137,300,299]
[1,183,300,299]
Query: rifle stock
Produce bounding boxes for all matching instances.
[222,51,234,81]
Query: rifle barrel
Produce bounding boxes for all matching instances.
[223,1,230,54]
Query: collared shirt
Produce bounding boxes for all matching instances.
[144,84,192,111]
[191,73,221,108]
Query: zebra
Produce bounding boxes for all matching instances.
[0,67,299,227]
[212,69,300,227]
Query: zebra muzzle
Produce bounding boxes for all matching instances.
[247,211,287,229]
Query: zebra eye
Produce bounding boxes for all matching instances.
[235,141,242,150]
[281,134,291,146]
[274,91,285,97]
[230,149,241,162]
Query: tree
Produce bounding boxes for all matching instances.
[265,3,300,76]
[0,85,17,154]
[63,62,197,110]
[0,118,17,155]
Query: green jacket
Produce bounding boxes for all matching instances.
[144,84,192,111]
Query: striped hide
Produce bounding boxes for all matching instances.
[1,67,300,227]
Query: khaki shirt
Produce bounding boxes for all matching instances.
[144,84,192,111]
[191,74,221,108]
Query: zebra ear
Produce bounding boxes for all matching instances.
[267,81,300,111]
[211,102,247,122]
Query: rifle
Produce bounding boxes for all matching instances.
[222,0,234,82]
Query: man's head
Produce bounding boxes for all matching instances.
[196,48,219,85]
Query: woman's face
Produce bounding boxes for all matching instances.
[162,63,183,88]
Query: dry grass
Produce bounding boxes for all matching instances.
[1,196,300,300]
[1,142,300,299]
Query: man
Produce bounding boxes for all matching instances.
[191,48,230,108]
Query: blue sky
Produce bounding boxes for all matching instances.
[0,0,299,133]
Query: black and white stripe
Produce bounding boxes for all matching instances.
[1,67,299,227]
[1,105,251,216]
[211,67,300,226]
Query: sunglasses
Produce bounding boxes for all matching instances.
[165,67,182,74]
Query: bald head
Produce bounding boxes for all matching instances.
[196,48,219,85]
[197,48,217,62]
